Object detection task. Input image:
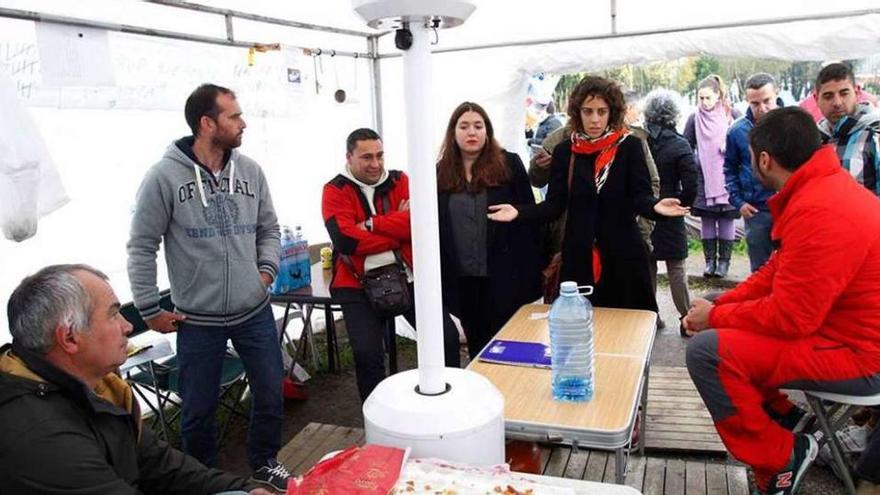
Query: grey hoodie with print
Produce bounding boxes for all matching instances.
[127,137,280,326]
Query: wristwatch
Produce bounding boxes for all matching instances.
[365,218,373,232]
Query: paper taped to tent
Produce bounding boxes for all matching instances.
[1,0,880,342]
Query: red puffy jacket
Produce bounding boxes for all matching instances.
[710,145,880,356]
[321,171,412,296]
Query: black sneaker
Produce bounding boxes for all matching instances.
[760,434,818,495]
[251,458,292,492]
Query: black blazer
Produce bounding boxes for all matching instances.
[646,123,698,260]
[517,135,659,287]
[438,151,543,323]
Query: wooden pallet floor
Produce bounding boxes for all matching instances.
[647,366,726,454]
[278,422,749,495]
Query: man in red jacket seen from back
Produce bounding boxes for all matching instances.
[684,107,880,495]
[321,128,461,402]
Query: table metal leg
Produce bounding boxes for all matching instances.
[615,447,626,484]
[147,361,170,440]
[325,305,338,373]
[298,304,319,369]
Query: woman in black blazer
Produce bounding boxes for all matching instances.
[437,102,543,359]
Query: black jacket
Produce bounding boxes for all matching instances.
[439,151,543,324]
[646,123,698,260]
[0,343,250,494]
[518,135,658,277]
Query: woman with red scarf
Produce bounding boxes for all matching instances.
[489,76,687,312]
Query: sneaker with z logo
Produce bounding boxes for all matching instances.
[755,434,819,495]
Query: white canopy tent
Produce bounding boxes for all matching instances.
[1,0,880,342]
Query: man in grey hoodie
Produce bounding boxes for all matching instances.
[816,62,880,197]
[127,84,288,491]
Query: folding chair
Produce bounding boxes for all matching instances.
[120,293,249,446]
[802,390,880,495]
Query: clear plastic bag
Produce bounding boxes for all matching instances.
[0,71,68,242]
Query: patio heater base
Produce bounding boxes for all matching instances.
[363,367,505,466]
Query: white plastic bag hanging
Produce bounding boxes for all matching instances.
[0,70,69,241]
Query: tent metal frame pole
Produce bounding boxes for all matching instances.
[367,35,384,135]
[144,0,375,38]
[0,6,372,59]
[377,7,880,58]
[610,0,617,35]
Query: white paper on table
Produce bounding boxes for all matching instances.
[36,23,115,87]
[529,311,549,320]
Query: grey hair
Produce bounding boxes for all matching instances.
[643,88,683,128]
[7,264,108,353]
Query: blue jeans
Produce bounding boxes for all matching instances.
[744,211,773,272]
[177,304,283,470]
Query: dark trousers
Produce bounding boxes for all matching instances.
[458,276,495,359]
[857,420,880,483]
[341,284,461,402]
[176,305,283,470]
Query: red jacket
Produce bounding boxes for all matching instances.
[709,145,880,356]
[322,171,412,294]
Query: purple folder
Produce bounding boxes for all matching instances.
[478,339,551,369]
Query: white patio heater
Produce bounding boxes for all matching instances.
[353,0,505,466]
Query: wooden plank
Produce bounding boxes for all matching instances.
[648,394,706,404]
[646,431,723,442]
[645,439,726,452]
[642,456,666,495]
[727,464,750,495]
[645,423,719,435]
[706,462,729,495]
[664,459,686,495]
[647,415,717,426]
[537,444,553,474]
[563,449,589,479]
[685,461,707,495]
[277,422,325,469]
[583,451,608,482]
[604,453,616,484]
[649,400,713,411]
[291,424,351,474]
[624,454,647,491]
[542,446,571,478]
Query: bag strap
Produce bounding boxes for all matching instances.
[339,192,407,279]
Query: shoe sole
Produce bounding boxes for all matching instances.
[251,477,289,493]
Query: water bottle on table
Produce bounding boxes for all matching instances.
[288,225,311,290]
[271,225,295,294]
[549,281,594,402]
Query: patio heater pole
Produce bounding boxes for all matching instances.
[402,21,445,396]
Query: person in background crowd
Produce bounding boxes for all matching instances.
[489,75,687,314]
[685,107,880,495]
[684,75,741,279]
[723,73,781,273]
[530,99,564,148]
[127,84,288,490]
[322,128,461,402]
[814,62,880,197]
[643,89,698,336]
[0,264,275,495]
[437,102,543,359]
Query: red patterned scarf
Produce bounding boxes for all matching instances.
[569,128,629,283]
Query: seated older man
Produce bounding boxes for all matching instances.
[0,264,277,494]
[684,108,880,495]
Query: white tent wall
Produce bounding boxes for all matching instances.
[379,11,880,170]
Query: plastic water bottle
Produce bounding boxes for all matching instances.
[271,226,295,294]
[549,281,594,402]
[288,225,311,290]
